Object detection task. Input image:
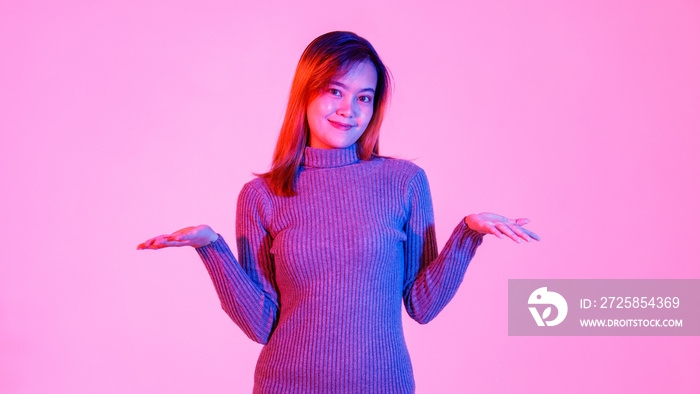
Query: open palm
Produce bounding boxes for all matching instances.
[465,213,540,243]
[137,225,218,250]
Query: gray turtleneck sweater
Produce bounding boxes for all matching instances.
[196,144,484,393]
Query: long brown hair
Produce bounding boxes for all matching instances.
[261,31,392,196]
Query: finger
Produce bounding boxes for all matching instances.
[520,227,541,241]
[166,235,197,245]
[143,234,171,247]
[508,225,534,242]
[515,218,530,226]
[149,243,173,250]
[504,217,518,225]
[157,237,193,248]
[147,237,167,247]
[141,240,188,249]
[137,243,168,250]
[484,223,504,239]
[495,222,521,243]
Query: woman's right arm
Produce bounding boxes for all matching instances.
[136,183,280,345]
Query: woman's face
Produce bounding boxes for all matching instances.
[306,60,378,149]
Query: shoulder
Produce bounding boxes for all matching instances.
[365,156,426,185]
[237,178,273,219]
[363,157,431,212]
[239,176,278,197]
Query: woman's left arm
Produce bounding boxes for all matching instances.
[464,212,540,243]
[402,170,539,324]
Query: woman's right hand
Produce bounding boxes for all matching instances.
[137,225,218,250]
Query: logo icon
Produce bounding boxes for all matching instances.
[528,287,568,326]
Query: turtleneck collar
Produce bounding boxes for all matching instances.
[301,144,361,168]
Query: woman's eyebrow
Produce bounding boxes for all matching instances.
[329,81,375,93]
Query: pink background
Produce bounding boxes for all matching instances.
[2,1,699,393]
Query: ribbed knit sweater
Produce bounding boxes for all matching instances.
[195,144,484,393]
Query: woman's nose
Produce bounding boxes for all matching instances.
[336,98,356,118]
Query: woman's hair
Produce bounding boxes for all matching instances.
[261,31,392,197]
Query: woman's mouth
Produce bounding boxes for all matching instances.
[328,120,354,131]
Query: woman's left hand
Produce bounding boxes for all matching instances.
[465,213,540,243]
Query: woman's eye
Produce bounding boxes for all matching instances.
[328,88,341,96]
[359,95,373,103]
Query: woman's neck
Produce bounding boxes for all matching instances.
[301,144,360,168]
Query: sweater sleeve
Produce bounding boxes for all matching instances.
[402,169,484,324]
[195,182,279,344]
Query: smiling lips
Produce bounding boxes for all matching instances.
[328,119,355,131]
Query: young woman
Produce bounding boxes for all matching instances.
[138,31,539,393]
